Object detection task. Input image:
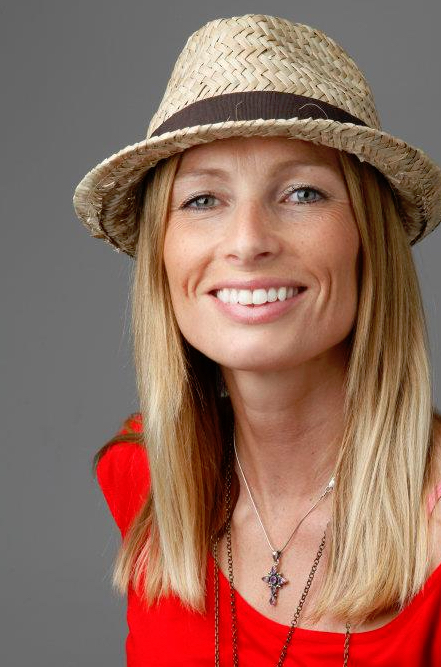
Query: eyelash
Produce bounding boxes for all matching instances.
[180,185,326,210]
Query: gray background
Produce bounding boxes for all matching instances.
[2,1,441,665]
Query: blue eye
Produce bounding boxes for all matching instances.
[287,187,323,204]
[180,187,324,210]
[182,193,218,209]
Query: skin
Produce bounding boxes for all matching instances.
[163,136,441,632]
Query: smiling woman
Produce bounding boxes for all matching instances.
[73,13,441,667]
[164,137,359,368]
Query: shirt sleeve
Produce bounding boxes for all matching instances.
[96,418,150,537]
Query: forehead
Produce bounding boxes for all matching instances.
[174,136,341,179]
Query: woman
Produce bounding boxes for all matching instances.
[73,14,441,666]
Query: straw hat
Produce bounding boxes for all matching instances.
[73,13,441,257]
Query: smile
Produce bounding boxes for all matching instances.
[215,286,304,306]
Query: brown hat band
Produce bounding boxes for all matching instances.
[150,90,367,137]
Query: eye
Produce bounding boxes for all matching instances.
[285,186,324,204]
[181,193,219,210]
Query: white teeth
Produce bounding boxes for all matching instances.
[217,288,228,303]
[215,286,302,305]
[252,288,268,305]
[238,289,253,305]
[277,287,287,301]
[267,287,278,302]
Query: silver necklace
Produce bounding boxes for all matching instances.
[233,434,335,606]
[212,444,351,666]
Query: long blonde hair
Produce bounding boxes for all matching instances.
[99,144,437,624]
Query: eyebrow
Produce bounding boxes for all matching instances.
[173,158,332,182]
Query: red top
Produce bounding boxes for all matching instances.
[96,415,441,666]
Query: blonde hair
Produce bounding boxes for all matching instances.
[99,145,437,624]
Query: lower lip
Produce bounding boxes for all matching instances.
[209,289,307,324]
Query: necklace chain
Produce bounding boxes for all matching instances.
[212,444,351,666]
[234,434,335,555]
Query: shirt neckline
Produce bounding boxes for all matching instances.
[208,553,441,644]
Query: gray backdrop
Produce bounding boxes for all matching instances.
[2,1,441,665]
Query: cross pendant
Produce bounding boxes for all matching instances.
[262,551,288,606]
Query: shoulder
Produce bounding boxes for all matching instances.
[95,413,149,536]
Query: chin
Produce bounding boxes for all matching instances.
[204,345,312,374]
[191,333,353,377]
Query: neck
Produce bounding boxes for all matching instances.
[222,346,347,511]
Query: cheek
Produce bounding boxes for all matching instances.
[163,228,192,299]
[163,238,179,301]
[328,232,360,320]
[163,228,207,312]
[309,214,360,318]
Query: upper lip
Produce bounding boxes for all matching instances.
[208,279,307,292]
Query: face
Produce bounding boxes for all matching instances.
[163,136,360,374]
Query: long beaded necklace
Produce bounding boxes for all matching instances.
[234,434,335,606]
[212,446,351,666]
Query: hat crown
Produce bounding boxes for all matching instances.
[147,14,380,138]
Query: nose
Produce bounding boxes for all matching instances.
[223,199,282,266]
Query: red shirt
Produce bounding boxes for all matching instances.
[96,415,441,666]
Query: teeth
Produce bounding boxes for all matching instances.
[252,288,267,305]
[215,286,301,305]
[238,289,253,305]
[277,287,287,301]
[230,288,239,304]
[267,288,278,302]
[217,289,228,303]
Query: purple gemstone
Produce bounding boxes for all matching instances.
[269,575,278,585]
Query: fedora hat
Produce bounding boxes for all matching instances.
[73,13,441,257]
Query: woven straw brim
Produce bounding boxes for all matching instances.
[73,117,441,257]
